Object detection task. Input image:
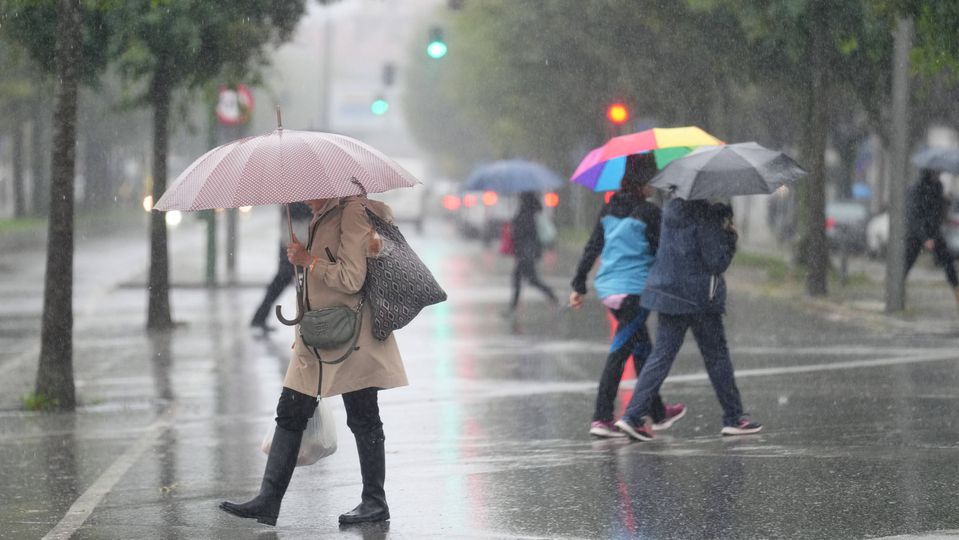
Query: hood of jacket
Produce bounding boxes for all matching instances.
[607,190,648,218]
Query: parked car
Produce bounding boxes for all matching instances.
[826,200,869,253]
[457,190,517,244]
[864,198,959,259]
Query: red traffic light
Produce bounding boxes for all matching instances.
[543,192,560,208]
[607,103,629,125]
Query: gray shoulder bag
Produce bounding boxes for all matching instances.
[298,206,364,365]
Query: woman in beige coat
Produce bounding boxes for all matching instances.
[221,195,407,526]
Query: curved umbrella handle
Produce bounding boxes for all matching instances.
[275,297,304,326]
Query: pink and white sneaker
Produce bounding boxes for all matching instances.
[652,403,688,431]
[590,420,626,438]
[721,418,763,436]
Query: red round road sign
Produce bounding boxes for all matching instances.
[216,84,254,126]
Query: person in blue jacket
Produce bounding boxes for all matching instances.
[615,196,761,440]
[570,155,686,438]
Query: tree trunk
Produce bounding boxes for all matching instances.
[35,0,81,411]
[31,99,50,216]
[147,77,173,330]
[797,6,830,297]
[12,121,26,218]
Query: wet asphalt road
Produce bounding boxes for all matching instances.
[2,209,959,539]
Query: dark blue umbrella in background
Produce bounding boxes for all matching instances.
[464,159,563,193]
[911,147,959,174]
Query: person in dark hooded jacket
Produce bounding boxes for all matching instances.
[614,197,761,440]
[570,155,686,438]
[505,191,558,313]
[905,168,959,310]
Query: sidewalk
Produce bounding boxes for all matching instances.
[732,236,959,338]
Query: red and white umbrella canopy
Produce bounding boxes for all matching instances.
[154,128,419,211]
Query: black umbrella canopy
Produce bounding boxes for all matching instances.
[911,147,959,174]
[649,142,807,200]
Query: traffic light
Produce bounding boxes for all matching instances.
[382,62,395,87]
[607,103,629,125]
[371,96,389,116]
[427,26,448,59]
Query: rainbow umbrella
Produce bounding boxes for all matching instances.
[571,126,723,192]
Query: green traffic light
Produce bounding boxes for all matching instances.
[371,98,389,116]
[427,41,448,59]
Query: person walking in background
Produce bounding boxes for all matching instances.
[905,168,959,310]
[250,202,314,332]
[569,155,685,438]
[222,195,407,526]
[505,191,558,314]
[615,197,761,440]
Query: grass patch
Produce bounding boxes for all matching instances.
[732,250,797,281]
[733,250,873,290]
[22,392,59,412]
[0,217,45,235]
[556,225,591,247]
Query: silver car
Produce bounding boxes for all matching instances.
[826,201,869,253]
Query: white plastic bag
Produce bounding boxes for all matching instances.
[260,398,337,466]
[536,212,557,247]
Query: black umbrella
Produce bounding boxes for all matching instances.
[649,142,807,200]
[911,147,959,174]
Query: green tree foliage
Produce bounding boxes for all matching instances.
[405,1,752,174]
[103,0,307,330]
[413,0,957,298]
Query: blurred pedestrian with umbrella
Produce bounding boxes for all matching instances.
[250,201,313,333]
[155,112,419,526]
[505,191,559,315]
[615,142,805,440]
[464,159,563,194]
[569,154,686,438]
[904,168,959,311]
[911,147,959,175]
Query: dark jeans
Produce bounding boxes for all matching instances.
[905,235,959,288]
[593,295,665,423]
[342,387,382,436]
[251,245,297,326]
[510,257,557,308]
[623,312,744,427]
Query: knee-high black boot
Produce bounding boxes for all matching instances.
[220,426,302,526]
[339,427,390,524]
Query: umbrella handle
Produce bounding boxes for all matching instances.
[275,297,304,326]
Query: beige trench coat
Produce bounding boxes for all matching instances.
[283,196,408,398]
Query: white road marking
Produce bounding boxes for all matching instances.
[0,344,39,378]
[41,407,174,540]
[622,349,959,387]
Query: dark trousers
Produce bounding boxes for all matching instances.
[251,246,297,325]
[342,387,382,436]
[593,295,665,423]
[510,257,557,308]
[623,312,744,427]
[905,236,959,288]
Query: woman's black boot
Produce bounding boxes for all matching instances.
[339,427,390,524]
[220,425,302,526]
